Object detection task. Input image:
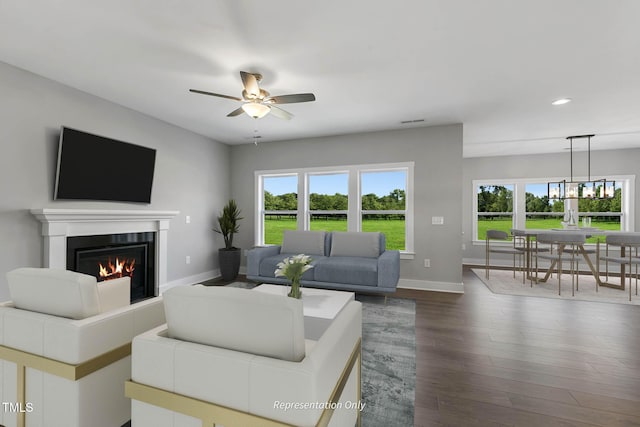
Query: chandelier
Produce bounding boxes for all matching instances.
[547,135,615,200]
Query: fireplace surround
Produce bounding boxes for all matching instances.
[31,209,179,298]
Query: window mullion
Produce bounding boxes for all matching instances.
[298,172,307,230]
[348,168,359,232]
[514,182,526,230]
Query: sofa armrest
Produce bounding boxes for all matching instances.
[247,245,282,276]
[97,277,130,313]
[377,250,400,288]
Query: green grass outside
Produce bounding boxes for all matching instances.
[265,218,405,250]
[478,218,621,243]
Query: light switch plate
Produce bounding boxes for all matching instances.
[432,216,444,225]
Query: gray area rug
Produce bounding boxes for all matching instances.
[472,268,640,305]
[226,282,417,426]
[357,295,416,427]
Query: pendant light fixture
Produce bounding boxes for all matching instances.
[547,134,615,200]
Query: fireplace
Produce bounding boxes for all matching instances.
[31,209,179,296]
[67,233,156,303]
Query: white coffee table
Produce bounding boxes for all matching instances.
[252,284,355,340]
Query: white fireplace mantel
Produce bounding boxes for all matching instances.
[31,208,180,292]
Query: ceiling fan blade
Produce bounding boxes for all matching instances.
[267,93,316,104]
[269,105,293,120]
[240,71,260,98]
[226,107,245,117]
[189,89,242,101]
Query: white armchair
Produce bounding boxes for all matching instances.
[126,285,362,427]
[0,268,165,427]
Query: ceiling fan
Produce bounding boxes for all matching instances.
[189,71,316,120]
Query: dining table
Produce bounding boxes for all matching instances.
[518,228,628,290]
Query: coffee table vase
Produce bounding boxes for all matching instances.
[288,278,302,299]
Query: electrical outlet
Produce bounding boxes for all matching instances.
[424,259,431,268]
[462,243,466,250]
[185,215,191,224]
[186,255,191,264]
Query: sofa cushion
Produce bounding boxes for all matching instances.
[6,268,101,320]
[281,230,326,256]
[330,232,381,258]
[260,254,325,280]
[313,257,379,287]
[163,286,306,362]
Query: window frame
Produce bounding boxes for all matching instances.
[255,162,415,258]
[472,175,635,244]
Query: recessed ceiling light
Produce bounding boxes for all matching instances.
[551,98,572,106]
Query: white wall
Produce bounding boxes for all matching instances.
[230,124,464,292]
[462,148,640,264]
[0,61,229,300]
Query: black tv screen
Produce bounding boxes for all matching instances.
[54,127,156,203]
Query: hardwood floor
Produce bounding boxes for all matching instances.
[393,267,640,427]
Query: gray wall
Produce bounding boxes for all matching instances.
[462,148,640,263]
[0,61,229,300]
[230,124,464,288]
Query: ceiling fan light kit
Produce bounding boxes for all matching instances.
[242,102,270,119]
[547,134,616,200]
[190,71,315,120]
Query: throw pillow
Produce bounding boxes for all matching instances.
[330,231,381,258]
[281,230,326,255]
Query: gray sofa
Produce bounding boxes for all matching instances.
[247,230,400,294]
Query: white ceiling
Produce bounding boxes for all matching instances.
[1,1,640,157]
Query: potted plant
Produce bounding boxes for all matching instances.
[214,199,243,281]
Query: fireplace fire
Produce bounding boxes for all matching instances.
[99,257,136,281]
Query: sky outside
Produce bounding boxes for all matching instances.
[264,171,406,197]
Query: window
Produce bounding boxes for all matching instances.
[473,177,633,243]
[255,163,414,257]
[361,170,407,250]
[476,185,514,240]
[308,173,348,232]
[525,182,564,230]
[262,175,298,245]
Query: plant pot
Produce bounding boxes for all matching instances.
[218,248,241,281]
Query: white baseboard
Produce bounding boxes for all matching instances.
[398,278,464,294]
[159,269,219,294]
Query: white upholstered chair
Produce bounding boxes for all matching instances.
[126,285,363,427]
[0,268,165,427]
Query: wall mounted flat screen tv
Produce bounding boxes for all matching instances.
[54,127,156,203]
